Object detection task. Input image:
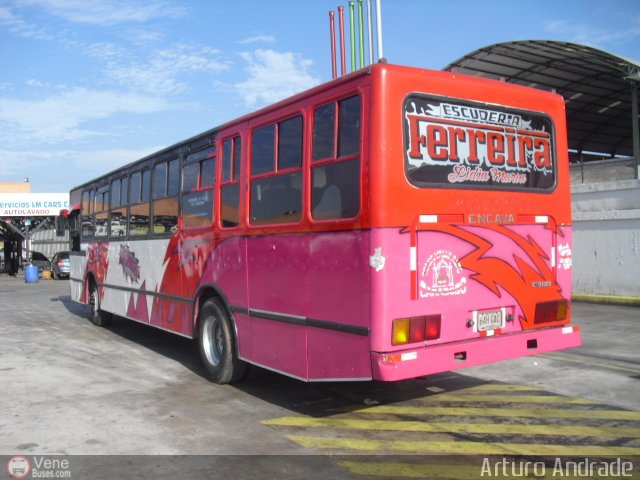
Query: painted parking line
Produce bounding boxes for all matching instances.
[420,393,594,404]
[262,383,640,478]
[337,461,589,480]
[264,416,640,438]
[331,404,640,420]
[287,435,640,456]
[454,383,543,392]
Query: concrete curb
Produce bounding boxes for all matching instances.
[573,294,640,307]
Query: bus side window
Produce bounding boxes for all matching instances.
[220,136,241,228]
[182,146,216,229]
[152,159,179,234]
[94,185,110,237]
[110,177,128,238]
[311,95,361,221]
[81,190,94,239]
[69,209,81,251]
[129,170,151,236]
[249,115,303,226]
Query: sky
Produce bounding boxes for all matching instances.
[1,0,639,194]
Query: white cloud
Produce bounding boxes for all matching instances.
[238,34,276,45]
[26,79,51,88]
[0,147,164,192]
[0,88,171,144]
[0,4,54,40]
[101,44,231,95]
[16,0,185,26]
[235,49,320,106]
[543,16,640,49]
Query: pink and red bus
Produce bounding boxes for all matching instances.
[68,63,580,383]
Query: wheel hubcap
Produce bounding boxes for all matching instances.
[203,318,222,366]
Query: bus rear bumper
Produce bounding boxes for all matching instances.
[371,325,581,382]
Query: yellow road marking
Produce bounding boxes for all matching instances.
[263,416,640,438]
[339,461,483,480]
[457,384,543,392]
[335,404,640,421]
[421,394,593,404]
[338,461,586,480]
[288,435,640,456]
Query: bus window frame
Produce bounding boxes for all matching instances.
[182,145,216,230]
[247,112,304,228]
[219,134,242,230]
[109,176,129,239]
[151,157,180,236]
[309,93,363,224]
[128,168,152,238]
[81,189,94,240]
[94,184,110,238]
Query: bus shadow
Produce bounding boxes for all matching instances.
[51,294,90,317]
[50,294,492,417]
[52,295,206,375]
[235,366,490,418]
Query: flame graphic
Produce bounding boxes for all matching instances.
[418,223,566,329]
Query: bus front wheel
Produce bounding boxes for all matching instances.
[198,298,246,384]
[88,279,112,327]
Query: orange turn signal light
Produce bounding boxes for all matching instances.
[392,315,441,346]
[534,299,569,324]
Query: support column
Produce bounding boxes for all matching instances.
[632,81,640,179]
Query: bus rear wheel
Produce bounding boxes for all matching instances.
[88,279,112,327]
[198,298,246,384]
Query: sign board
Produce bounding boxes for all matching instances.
[403,93,556,191]
[0,193,70,217]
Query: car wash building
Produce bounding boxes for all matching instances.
[0,182,69,276]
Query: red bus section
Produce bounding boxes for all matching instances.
[69,63,580,383]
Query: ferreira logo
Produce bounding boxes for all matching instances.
[419,250,467,297]
[404,95,555,189]
[119,245,141,283]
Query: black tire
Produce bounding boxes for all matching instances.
[198,298,246,384]
[88,278,112,327]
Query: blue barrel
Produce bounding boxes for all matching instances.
[25,264,39,283]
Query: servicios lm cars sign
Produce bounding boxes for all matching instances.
[0,193,69,217]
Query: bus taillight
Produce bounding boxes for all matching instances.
[392,315,441,346]
[534,300,569,325]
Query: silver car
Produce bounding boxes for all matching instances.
[51,251,71,279]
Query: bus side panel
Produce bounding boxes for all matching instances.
[199,236,251,359]
[98,239,175,326]
[69,252,88,303]
[555,226,573,304]
[306,231,372,380]
[246,234,310,379]
[241,231,372,381]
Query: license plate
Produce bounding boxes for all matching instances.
[476,309,505,332]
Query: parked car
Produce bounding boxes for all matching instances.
[29,251,50,275]
[51,251,71,279]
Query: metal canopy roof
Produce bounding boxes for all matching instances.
[444,40,640,161]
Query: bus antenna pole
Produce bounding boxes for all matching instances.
[329,11,337,79]
[375,0,384,61]
[338,6,346,76]
[367,0,374,65]
[349,1,356,72]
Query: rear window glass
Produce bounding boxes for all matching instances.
[403,94,556,191]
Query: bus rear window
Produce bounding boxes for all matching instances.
[403,94,556,191]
